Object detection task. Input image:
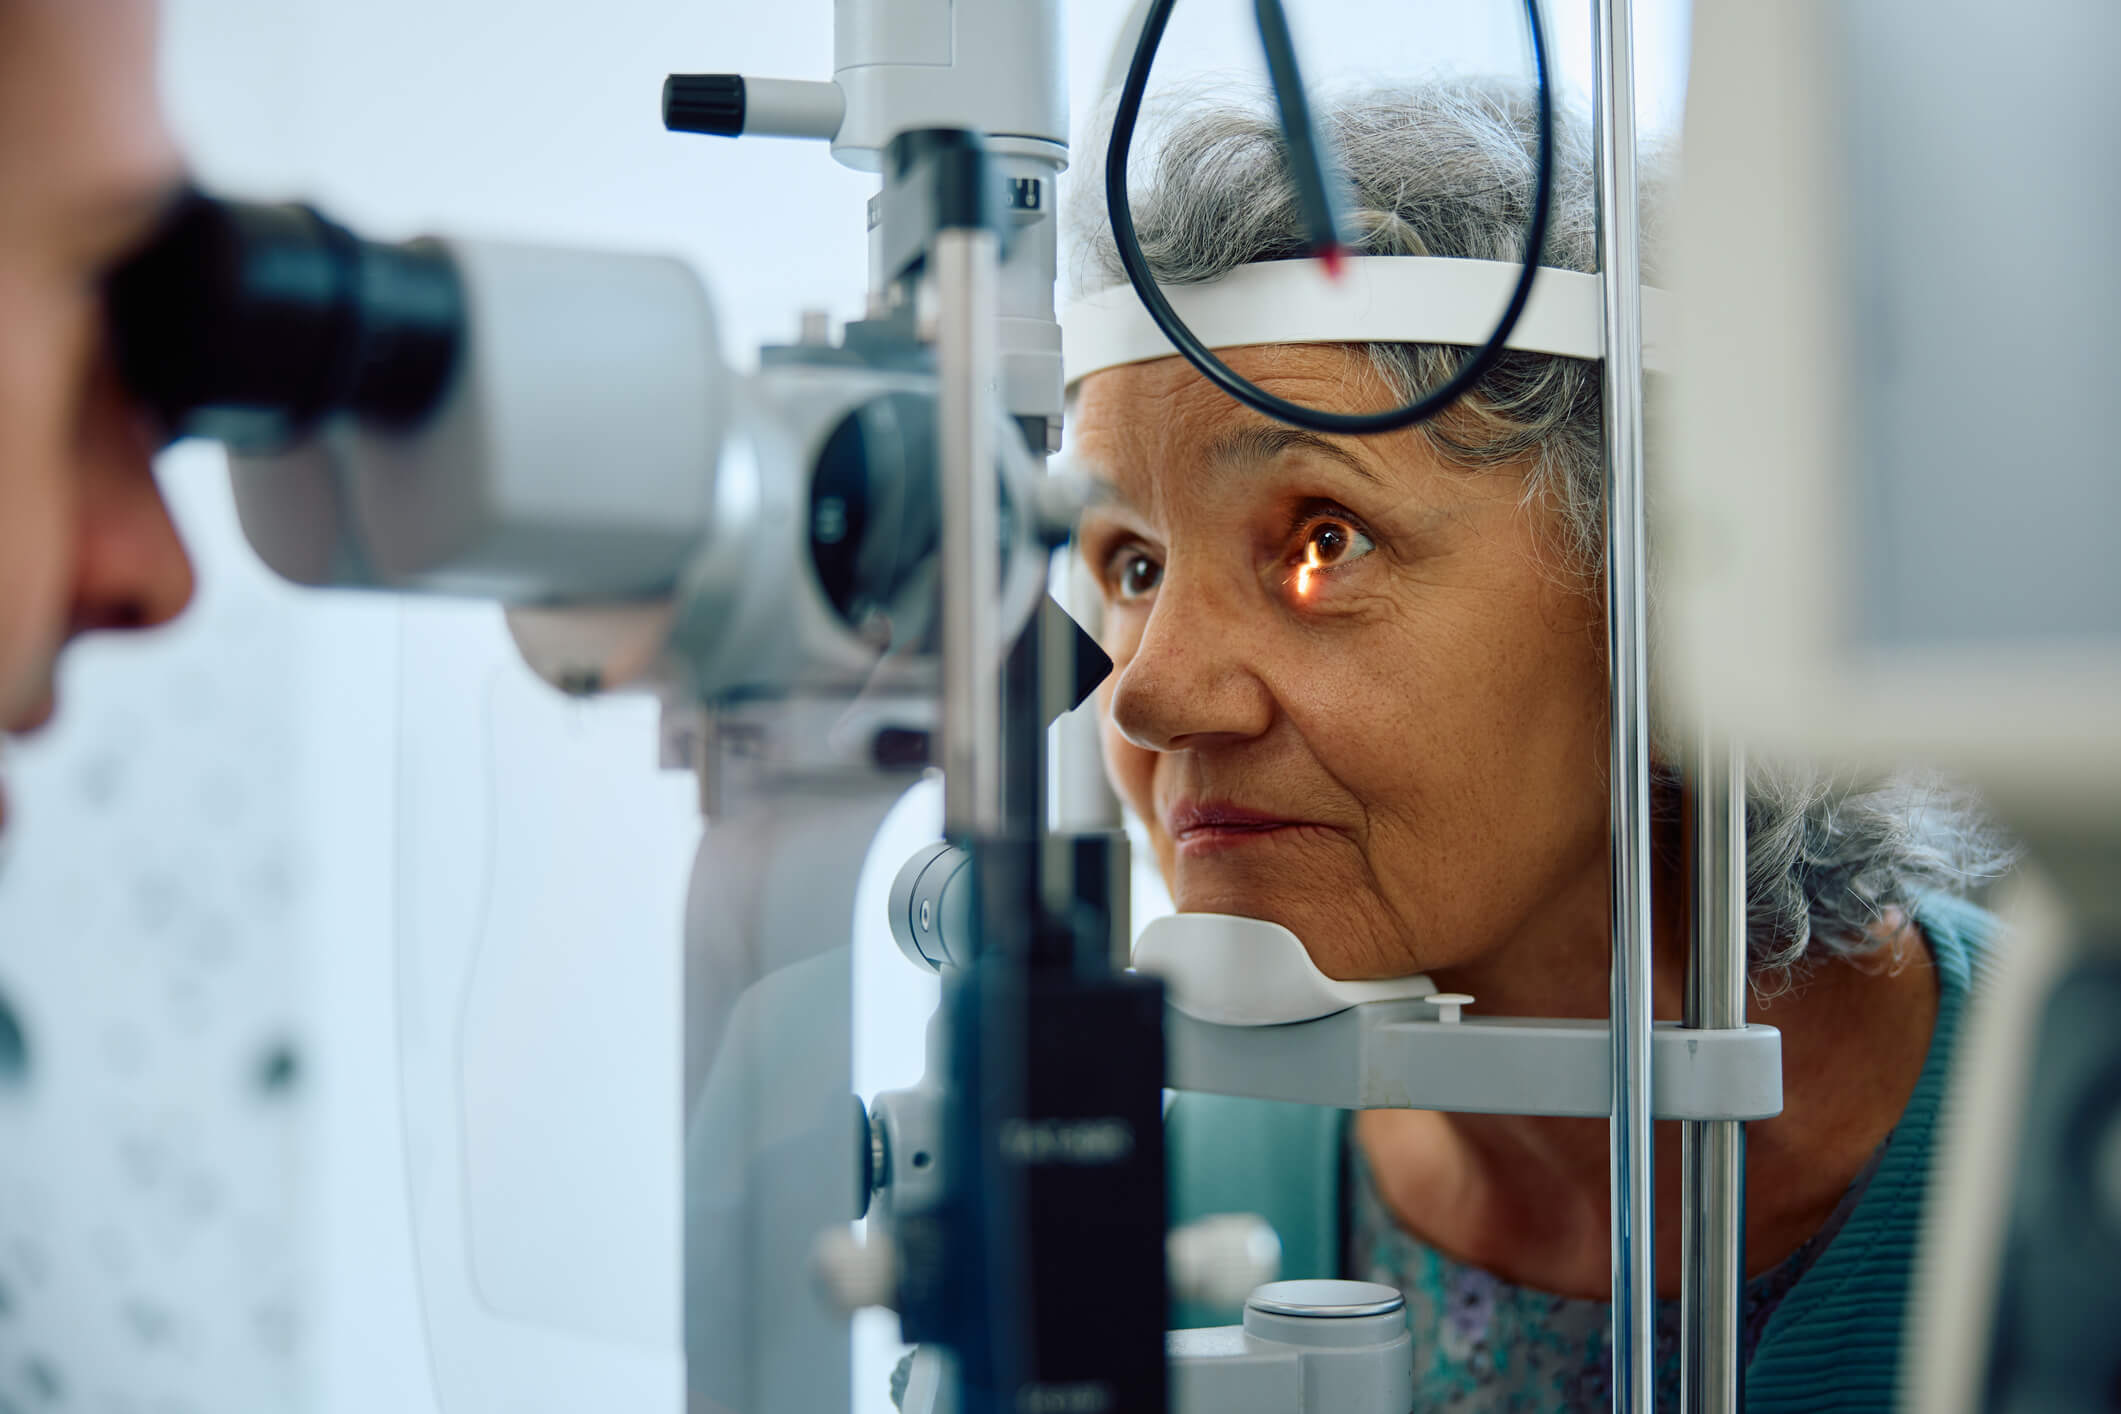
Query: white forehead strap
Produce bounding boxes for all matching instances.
[1060,256,1671,389]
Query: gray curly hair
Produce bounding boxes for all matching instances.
[1071,79,2013,983]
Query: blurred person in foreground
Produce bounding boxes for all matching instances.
[0,0,195,837]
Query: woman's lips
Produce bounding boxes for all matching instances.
[1165,800,1326,856]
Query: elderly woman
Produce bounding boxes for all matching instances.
[1066,82,2008,1410]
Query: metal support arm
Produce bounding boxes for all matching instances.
[1165,1005,1782,1122]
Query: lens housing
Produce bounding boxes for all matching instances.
[107,192,464,449]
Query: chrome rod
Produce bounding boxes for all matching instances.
[936,226,1005,837]
[1683,735,1748,1414]
[1591,0,1654,1407]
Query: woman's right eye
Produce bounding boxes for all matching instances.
[1111,550,1163,601]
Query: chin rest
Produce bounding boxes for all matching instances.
[1133,913,1435,1026]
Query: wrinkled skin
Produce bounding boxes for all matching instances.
[1074,345,1611,986]
[0,0,193,830]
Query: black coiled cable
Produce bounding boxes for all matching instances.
[1102,0,1556,436]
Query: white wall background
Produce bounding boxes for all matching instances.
[0,3,1688,1412]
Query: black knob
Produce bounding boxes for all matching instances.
[663,74,745,137]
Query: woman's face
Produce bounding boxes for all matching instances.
[1073,346,1611,981]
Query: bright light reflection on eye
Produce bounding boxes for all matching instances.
[1293,539,1326,599]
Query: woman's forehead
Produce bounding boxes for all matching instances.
[1074,346,1383,435]
[1070,346,1424,503]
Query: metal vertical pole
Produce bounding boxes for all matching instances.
[937,225,1005,838]
[1591,0,1654,1409]
[1682,737,1748,1413]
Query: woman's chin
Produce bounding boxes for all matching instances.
[1167,871,1437,983]
[1169,877,1336,945]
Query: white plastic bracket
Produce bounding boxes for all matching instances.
[1139,913,1782,1121]
[1166,1005,1783,1122]
[1134,914,1435,1025]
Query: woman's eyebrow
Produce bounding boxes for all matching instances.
[1207,423,1382,486]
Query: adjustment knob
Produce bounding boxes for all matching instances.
[812,1228,899,1314]
[663,74,745,136]
[1169,1213,1282,1310]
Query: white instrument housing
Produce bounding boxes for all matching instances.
[232,241,727,604]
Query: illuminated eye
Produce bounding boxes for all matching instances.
[1304,519,1373,568]
[1289,518,1375,598]
[1116,551,1163,601]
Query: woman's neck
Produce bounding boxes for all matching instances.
[1355,845,1940,1300]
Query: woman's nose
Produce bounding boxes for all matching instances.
[67,349,194,634]
[1107,576,1275,753]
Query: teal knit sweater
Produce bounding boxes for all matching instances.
[1166,895,2001,1411]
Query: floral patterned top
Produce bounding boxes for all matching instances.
[1345,1135,1881,1412]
